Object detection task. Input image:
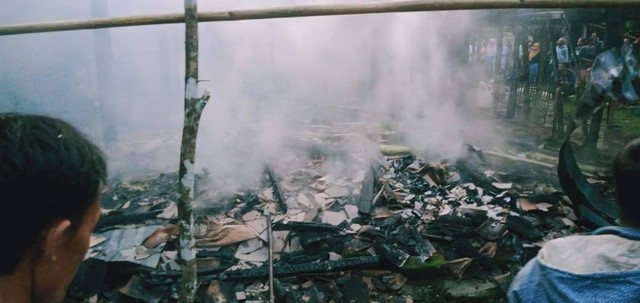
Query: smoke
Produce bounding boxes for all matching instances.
[0,1,505,194]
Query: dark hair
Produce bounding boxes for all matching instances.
[0,113,107,274]
[613,138,640,226]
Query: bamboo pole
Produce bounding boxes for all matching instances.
[178,0,209,301]
[1,0,640,36]
[266,214,275,303]
[91,0,117,147]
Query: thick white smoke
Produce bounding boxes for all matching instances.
[0,1,505,194]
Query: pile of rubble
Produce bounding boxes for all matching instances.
[67,144,596,303]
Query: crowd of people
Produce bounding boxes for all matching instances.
[472,31,640,88]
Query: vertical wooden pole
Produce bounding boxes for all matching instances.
[506,25,522,119]
[523,25,532,125]
[493,24,504,111]
[604,13,624,146]
[92,0,117,146]
[550,20,562,140]
[586,107,603,149]
[493,24,504,82]
[178,0,210,301]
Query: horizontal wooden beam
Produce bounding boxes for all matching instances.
[1,0,640,36]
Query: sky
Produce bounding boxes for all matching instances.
[0,1,504,193]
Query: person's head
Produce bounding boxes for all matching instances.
[577,37,584,46]
[0,113,106,302]
[557,37,566,46]
[532,42,540,51]
[613,138,640,228]
[623,38,630,45]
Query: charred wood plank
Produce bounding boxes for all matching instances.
[272,221,341,233]
[374,240,410,268]
[265,165,287,212]
[210,255,383,281]
[506,216,544,240]
[238,192,260,216]
[69,259,161,299]
[94,210,165,231]
[357,166,376,215]
[410,224,437,261]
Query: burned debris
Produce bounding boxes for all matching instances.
[70,142,601,302]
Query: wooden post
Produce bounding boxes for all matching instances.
[585,107,603,149]
[523,25,532,126]
[492,24,504,111]
[604,12,624,146]
[549,19,563,140]
[493,24,504,82]
[91,0,117,147]
[178,0,210,301]
[506,25,523,119]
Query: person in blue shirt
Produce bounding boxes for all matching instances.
[507,138,640,303]
[528,42,542,84]
[556,37,570,65]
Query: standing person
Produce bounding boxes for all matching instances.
[0,113,107,303]
[486,38,497,64]
[480,40,487,62]
[591,32,604,53]
[577,38,596,88]
[528,42,541,84]
[468,38,475,63]
[556,37,570,65]
[485,38,497,79]
[584,37,598,60]
[507,137,640,303]
[622,38,632,55]
[575,37,585,57]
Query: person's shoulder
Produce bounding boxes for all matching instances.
[538,234,640,275]
[509,234,640,303]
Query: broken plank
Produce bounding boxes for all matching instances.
[265,165,288,212]
[484,150,555,169]
[212,256,383,281]
[379,144,412,156]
